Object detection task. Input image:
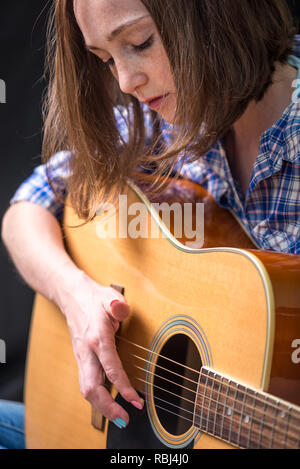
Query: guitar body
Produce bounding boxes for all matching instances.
[25,177,300,449]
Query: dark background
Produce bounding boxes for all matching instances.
[0,1,300,403]
[0,1,51,401]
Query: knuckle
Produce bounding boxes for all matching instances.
[121,387,134,402]
[104,367,119,384]
[80,383,95,400]
[99,336,116,355]
[107,402,119,420]
[86,334,100,350]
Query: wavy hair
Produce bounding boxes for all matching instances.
[42,0,295,220]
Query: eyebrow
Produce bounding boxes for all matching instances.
[85,14,150,51]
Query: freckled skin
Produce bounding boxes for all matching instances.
[73,0,177,123]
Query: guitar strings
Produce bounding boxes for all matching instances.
[112,370,298,449]
[129,352,300,435]
[132,384,298,450]
[124,351,300,439]
[131,352,199,386]
[116,339,300,439]
[124,362,300,445]
[122,372,299,449]
[150,402,295,450]
[116,334,300,426]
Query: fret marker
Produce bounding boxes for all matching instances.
[227,408,232,416]
[280,411,286,419]
[244,415,250,424]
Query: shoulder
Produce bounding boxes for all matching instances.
[280,100,300,166]
[261,99,300,169]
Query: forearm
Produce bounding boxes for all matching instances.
[1,200,143,422]
[1,201,82,309]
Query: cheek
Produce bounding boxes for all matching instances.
[151,46,174,86]
[159,52,175,88]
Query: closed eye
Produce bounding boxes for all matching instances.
[133,35,154,52]
[104,35,154,68]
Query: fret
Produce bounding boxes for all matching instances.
[284,406,293,449]
[258,395,285,449]
[281,405,290,449]
[228,381,238,444]
[198,371,209,430]
[237,384,247,448]
[220,377,239,445]
[233,383,242,447]
[220,376,230,442]
[246,389,257,448]
[284,407,291,448]
[269,400,279,449]
[257,395,268,448]
[212,375,222,436]
[205,373,215,434]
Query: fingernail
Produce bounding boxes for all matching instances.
[113,419,123,429]
[113,418,127,429]
[110,300,121,308]
[131,400,144,410]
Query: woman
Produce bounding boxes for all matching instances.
[1,0,300,448]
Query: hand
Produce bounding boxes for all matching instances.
[57,269,144,427]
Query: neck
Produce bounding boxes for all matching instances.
[194,367,300,449]
[230,62,298,148]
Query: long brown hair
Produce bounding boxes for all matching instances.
[42,0,295,220]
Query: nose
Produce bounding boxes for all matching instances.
[116,61,148,96]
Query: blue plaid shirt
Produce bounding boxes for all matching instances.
[11,37,300,254]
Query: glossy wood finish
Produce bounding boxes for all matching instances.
[144,176,300,407]
[25,176,300,449]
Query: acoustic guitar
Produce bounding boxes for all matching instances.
[25,176,300,449]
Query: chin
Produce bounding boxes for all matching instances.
[156,108,176,125]
[152,94,175,124]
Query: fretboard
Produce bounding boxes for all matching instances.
[194,367,300,449]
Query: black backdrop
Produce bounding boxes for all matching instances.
[0,1,299,403]
[0,1,50,401]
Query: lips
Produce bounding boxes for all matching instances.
[145,94,169,110]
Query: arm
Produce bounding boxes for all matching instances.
[1,155,143,424]
[1,202,78,303]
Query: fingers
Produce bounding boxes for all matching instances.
[71,281,144,425]
[98,333,143,410]
[91,385,130,425]
[78,350,130,424]
[90,309,143,412]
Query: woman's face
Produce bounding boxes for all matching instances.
[74,0,177,123]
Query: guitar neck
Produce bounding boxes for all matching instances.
[194,367,300,449]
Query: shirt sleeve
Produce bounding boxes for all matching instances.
[10,151,71,220]
[9,104,159,221]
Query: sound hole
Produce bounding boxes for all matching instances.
[153,334,201,436]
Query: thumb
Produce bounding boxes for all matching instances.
[109,299,130,322]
